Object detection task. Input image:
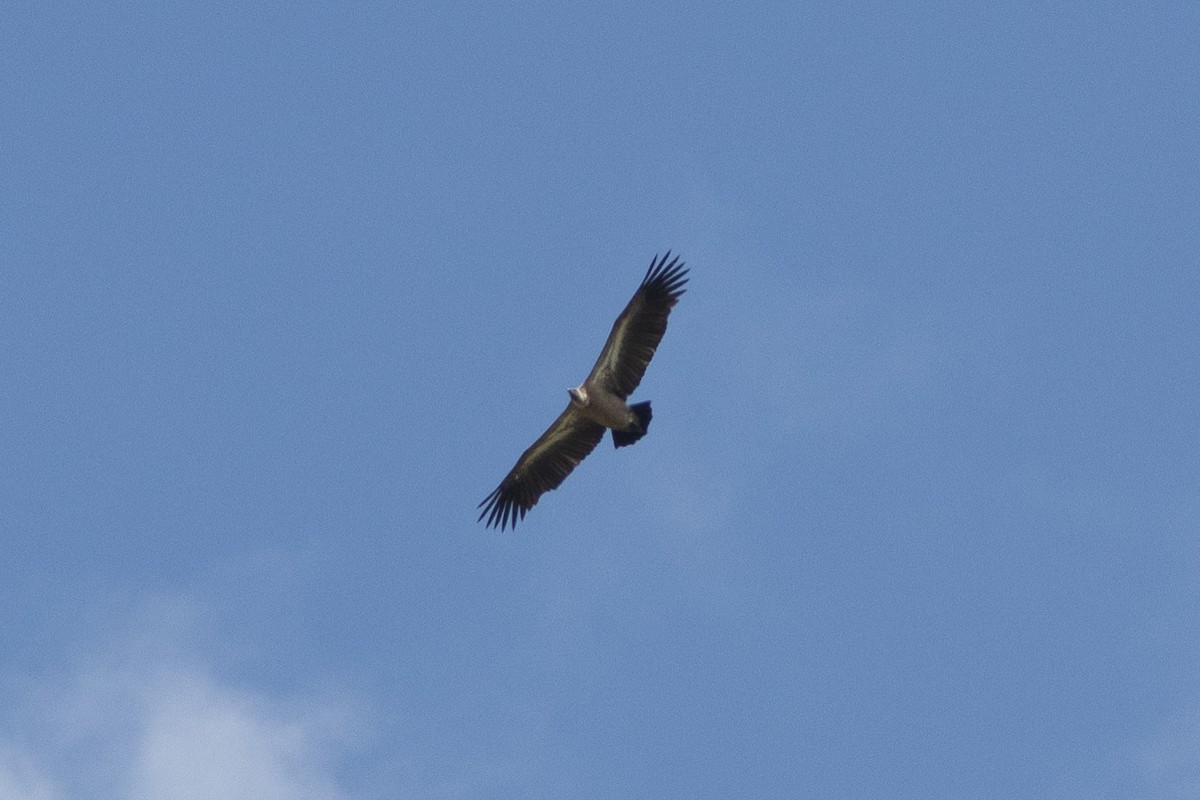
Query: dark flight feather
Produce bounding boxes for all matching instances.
[586,252,689,399]
[477,410,605,531]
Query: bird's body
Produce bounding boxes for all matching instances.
[567,384,640,430]
[478,252,688,530]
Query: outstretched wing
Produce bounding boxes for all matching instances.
[478,406,606,531]
[585,252,688,399]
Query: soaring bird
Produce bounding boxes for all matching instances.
[478,252,689,530]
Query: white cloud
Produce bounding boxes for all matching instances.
[0,750,60,800]
[0,609,358,800]
[127,669,350,800]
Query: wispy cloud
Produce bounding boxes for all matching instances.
[0,602,358,800]
[0,749,59,800]
[1136,712,1200,800]
[127,668,352,800]
[1045,706,1200,800]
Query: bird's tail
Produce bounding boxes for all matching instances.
[612,402,652,448]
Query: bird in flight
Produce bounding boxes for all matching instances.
[478,252,689,530]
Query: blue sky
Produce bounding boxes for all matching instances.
[2,2,1198,798]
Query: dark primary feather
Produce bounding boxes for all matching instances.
[585,252,689,399]
[477,408,606,531]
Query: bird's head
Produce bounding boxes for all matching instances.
[567,385,589,407]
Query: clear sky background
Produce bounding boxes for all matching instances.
[2,3,1198,799]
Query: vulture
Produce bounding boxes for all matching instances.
[478,252,689,530]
